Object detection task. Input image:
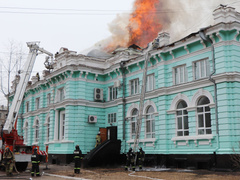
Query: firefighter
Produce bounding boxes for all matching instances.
[95,131,101,147]
[73,145,83,174]
[125,147,135,171]
[31,148,41,177]
[138,147,145,170]
[3,147,15,176]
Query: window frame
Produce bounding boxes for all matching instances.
[130,78,139,95]
[197,96,212,135]
[176,101,189,137]
[130,108,138,139]
[145,106,155,139]
[173,65,187,85]
[24,121,28,144]
[108,86,118,101]
[46,117,50,142]
[108,113,117,124]
[26,101,29,112]
[47,93,51,106]
[35,98,40,110]
[58,88,65,102]
[146,74,155,91]
[35,120,39,143]
[193,59,210,80]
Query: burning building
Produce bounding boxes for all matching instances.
[11,5,240,169]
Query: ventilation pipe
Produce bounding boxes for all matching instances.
[199,28,220,165]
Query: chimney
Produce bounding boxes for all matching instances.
[157,32,170,47]
[213,5,240,24]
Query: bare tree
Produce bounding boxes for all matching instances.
[0,40,26,110]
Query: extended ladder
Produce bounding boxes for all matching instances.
[132,40,159,164]
[3,42,53,134]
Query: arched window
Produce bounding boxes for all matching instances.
[145,106,155,138]
[131,108,138,139]
[176,100,189,136]
[197,96,212,135]
[24,122,28,144]
[46,117,50,142]
[35,120,39,142]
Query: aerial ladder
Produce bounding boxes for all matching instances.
[1,42,53,171]
[3,42,53,134]
[132,39,159,165]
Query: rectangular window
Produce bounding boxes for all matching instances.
[146,74,155,91]
[57,111,65,141]
[174,65,187,85]
[58,88,65,102]
[35,98,40,110]
[47,93,51,106]
[61,113,65,140]
[108,113,117,123]
[109,86,117,101]
[130,79,139,95]
[194,59,210,80]
[26,101,29,112]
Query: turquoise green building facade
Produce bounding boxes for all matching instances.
[14,6,240,168]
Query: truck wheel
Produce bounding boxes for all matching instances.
[15,162,28,172]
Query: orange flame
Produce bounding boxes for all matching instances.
[103,0,163,52]
[127,0,162,48]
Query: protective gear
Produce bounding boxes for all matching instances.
[3,148,15,176]
[31,148,40,177]
[73,145,83,174]
[75,145,80,151]
[95,133,101,147]
[138,147,145,170]
[125,148,135,171]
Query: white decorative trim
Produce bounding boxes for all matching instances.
[32,142,39,146]
[127,138,156,147]
[184,45,189,54]
[200,40,206,48]
[32,116,40,128]
[234,31,240,40]
[23,119,29,130]
[169,93,190,111]
[210,34,216,44]
[95,74,98,81]
[126,103,139,118]
[44,113,50,125]
[190,89,214,107]
[85,72,89,79]
[137,62,141,70]
[170,50,174,59]
[216,32,222,41]
[171,134,214,147]
[143,100,158,115]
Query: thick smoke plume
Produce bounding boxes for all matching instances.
[89,0,238,54]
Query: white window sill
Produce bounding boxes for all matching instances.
[127,138,156,147]
[171,134,214,147]
[32,142,39,146]
[48,140,74,144]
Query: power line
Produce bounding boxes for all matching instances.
[0,3,240,16]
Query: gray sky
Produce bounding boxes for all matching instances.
[0,0,239,105]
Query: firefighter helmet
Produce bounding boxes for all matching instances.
[75,145,80,150]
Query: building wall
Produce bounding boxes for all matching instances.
[12,17,240,167]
